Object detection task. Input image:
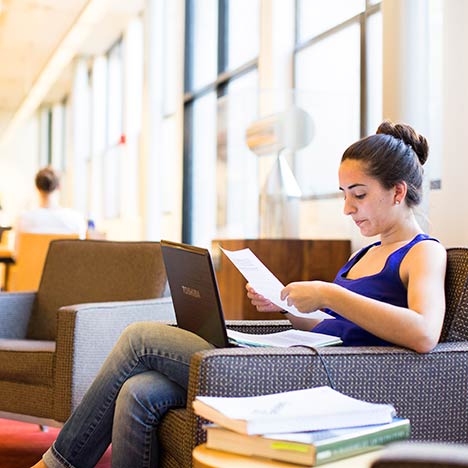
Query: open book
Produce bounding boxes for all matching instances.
[193,386,396,435]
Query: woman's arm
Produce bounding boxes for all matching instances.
[245,284,323,330]
[281,241,447,353]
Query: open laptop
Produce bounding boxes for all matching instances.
[160,239,342,349]
[161,240,231,347]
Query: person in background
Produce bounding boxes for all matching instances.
[17,166,87,239]
[31,121,446,468]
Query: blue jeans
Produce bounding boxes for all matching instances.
[43,322,214,468]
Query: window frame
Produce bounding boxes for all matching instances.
[182,0,259,244]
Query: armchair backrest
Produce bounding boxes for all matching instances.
[440,247,468,342]
[26,239,168,341]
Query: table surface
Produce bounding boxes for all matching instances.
[193,444,383,468]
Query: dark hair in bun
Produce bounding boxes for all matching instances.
[376,120,429,165]
[341,120,428,207]
[35,167,60,193]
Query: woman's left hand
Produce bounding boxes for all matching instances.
[280,281,329,313]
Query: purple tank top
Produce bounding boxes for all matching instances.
[311,233,438,346]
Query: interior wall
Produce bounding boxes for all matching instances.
[428,0,468,248]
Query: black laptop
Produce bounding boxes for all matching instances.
[160,239,231,347]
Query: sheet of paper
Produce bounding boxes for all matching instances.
[220,247,333,319]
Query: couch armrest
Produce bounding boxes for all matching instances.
[372,442,468,467]
[53,297,175,421]
[187,341,468,444]
[0,291,36,338]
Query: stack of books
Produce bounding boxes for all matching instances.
[193,386,410,466]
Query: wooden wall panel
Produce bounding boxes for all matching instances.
[212,239,351,320]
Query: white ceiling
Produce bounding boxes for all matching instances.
[0,0,144,139]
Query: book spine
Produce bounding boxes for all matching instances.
[315,423,410,465]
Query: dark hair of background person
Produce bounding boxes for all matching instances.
[35,167,60,194]
[341,120,429,208]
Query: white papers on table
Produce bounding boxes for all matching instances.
[220,247,333,319]
[194,386,396,435]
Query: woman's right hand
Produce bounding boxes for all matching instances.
[245,283,283,312]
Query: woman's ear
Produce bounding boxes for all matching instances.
[394,181,407,205]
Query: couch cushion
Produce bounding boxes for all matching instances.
[27,240,168,341]
[0,339,55,385]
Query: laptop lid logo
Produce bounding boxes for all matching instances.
[182,285,201,299]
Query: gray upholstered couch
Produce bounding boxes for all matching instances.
[157,247,468,468]
[372,442,468,467]
[0,239,175,426]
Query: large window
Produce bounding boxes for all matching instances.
[294,1,382,197]
[87,19,144,225]
[183,0,260,246]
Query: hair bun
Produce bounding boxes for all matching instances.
[376,120,429,165]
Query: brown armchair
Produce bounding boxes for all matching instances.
[0,239,175,426]
[157,248,468,468]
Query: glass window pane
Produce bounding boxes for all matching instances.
[71,59,91,215]
[191,91,217,247]
[104,42,123,219]
[163,0,178,114]
[294,24,361,196]
[191,0,218,91]
[91,56,107,156]
[161,115,178,216]
[298,0,365,41]
[107,43,123,145]
[38,108,50,167]
[103,146,121,219]
[227,0,259,71]
[427,0,442,181]
[366,11,382,134]
[125,18,144,135]
[217,69,259,238]
[51,104,65,171]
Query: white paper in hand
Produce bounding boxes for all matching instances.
[220,247,333,319]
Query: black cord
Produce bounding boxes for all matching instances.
[291,345,336,390]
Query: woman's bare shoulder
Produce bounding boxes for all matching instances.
[405,238,447,268]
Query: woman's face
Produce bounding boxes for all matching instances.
[338,159,397,237]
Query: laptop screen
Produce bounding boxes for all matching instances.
[160,240,230,348]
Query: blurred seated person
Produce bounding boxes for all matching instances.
[17,167,87,239]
